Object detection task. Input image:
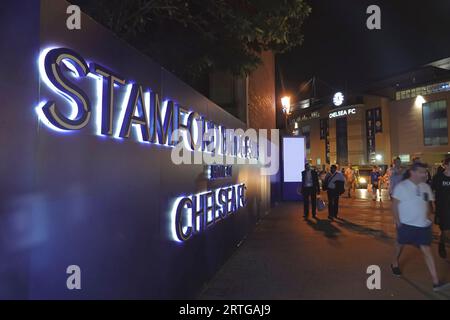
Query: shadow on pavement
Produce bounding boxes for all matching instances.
[334,218,394,244]
[305,217,341,239]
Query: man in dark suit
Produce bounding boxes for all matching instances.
[301,163,321,219]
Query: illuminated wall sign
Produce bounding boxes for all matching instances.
[366,108,381,161]
[329,107,357,119]
[299,111,320,122]
[36,47,258,160]
[319,119,330,164]
[171,184,247,242]
[206,165,233,180]
[333,92,344,106]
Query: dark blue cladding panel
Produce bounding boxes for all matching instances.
[0,0,270,299]
[0,0,41,299]
[282,182,303,201]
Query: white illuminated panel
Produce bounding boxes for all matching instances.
[283,137,305,182]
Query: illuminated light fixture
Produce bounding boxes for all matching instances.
[281,96,291,114]
[333,92,344,106]
[415,95,426,107]
[375,154,383,161]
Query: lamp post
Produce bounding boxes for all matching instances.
[281,96,291,132]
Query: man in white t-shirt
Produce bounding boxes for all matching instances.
[391,162,449,291]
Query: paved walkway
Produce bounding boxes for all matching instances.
[199,190,450,300]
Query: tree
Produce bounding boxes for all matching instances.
[71,0,311,91]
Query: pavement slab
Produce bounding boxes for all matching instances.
[198,190,450,300]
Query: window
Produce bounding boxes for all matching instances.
[423,100,448,146]
[399,154,410,163]
[401,91,407,99]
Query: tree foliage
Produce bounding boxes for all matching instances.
[72,0,310,84]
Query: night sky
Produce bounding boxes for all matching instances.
[277,0,450,100]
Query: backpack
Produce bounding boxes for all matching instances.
[336,180,345,195]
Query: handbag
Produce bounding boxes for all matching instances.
[317,197,326,211]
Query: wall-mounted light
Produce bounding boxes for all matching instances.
[281,96,291,114]
[415,95,426,107]
[281,96,291,132]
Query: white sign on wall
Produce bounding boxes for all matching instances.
[329,107,357,119]
[333,92,344,106]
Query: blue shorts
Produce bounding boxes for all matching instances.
[397,224,432,247]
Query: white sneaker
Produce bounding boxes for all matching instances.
[433,282,450,292]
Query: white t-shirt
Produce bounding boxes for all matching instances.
[392,179,434,227]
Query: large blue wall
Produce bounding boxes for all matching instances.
[0,0,270,299]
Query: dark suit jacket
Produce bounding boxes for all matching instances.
[301,169,320,195]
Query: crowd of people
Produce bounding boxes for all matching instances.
[300,156,450,291]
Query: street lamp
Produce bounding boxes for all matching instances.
[281,96,291,131]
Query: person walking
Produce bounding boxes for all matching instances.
[391,162,449,291]
[323,165,345,220]
[389,157,404,199]
[301,163,321,219]
[370,166,381,201]
[344,165,356,198]
[432,158,450,259]
[403,157,432,184]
